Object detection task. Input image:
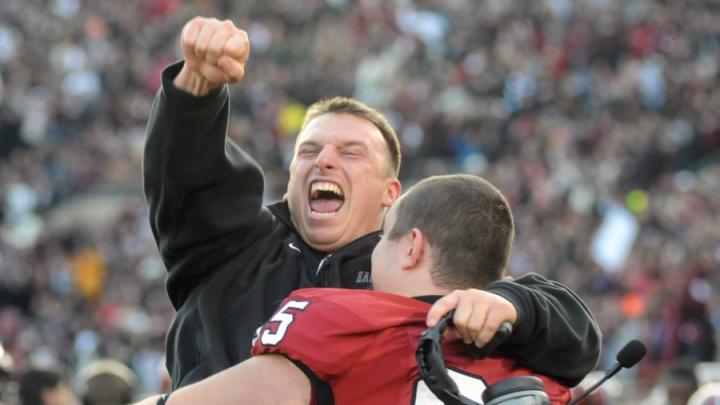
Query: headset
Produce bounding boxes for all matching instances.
[415,310,551,405]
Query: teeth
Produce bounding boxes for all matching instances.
[313,211,336,217]
[310,182,343,198]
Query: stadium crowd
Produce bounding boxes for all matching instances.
[0,0,718,403]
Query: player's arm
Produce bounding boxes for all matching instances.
[161,354,311,405]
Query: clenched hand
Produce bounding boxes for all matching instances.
[174,17,250,96]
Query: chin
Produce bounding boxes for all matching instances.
[304,231,342,250]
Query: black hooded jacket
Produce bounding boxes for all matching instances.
[144,62,601,390]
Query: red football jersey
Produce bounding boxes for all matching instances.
[252,288,571,404]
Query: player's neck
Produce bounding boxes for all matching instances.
[392,274,449,298]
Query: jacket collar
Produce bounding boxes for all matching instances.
[268,200,295,230]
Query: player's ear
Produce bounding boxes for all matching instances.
[401,228,425,270]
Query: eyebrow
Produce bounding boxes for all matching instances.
[340,141,368,149]
[297,140,369,149]
[297,140,320,148]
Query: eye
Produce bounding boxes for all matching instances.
[298,148,318,157]
[341,149,362,157]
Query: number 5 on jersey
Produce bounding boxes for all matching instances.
[258,300,310,346]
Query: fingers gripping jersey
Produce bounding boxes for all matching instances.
[252,288,571,404]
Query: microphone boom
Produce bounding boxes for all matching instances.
[568,340,647,405]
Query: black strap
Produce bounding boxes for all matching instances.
[416,310,513,405]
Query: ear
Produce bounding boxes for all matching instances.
[282,192,288,202]
[382,178,402,208]
[401,228,426,270]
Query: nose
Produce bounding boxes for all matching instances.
[313,146,338,171]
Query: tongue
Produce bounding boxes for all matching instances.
[310,199,343,213]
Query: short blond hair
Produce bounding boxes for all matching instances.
[300,97,401,177]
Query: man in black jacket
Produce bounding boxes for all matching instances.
[143,17,600,390]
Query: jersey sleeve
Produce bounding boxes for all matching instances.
[251,292,376,381]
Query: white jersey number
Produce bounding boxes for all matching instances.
[259,300,310,346]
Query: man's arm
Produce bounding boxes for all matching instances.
[428,273,601,386]
[132,355,310,405]
[143,18,268,308]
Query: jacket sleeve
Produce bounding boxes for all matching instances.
[484,273,601,387]
[143,61,273,309]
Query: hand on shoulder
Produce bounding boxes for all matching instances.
[427,289,518,348]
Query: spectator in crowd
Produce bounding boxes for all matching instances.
[75,359,136,405]
[18,368,79,405]
[688,382,720,405]
[641,358,700,405]
[0,342,18,404]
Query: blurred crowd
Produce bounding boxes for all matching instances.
[1,0,719,403]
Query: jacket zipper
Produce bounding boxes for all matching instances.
[315,254,332,286]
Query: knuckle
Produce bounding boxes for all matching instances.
[437,298,452,308]
[182,22,197,40]
[190,17,207,31]
[240,34,251,52]
[469,320,483,331]
[208,41,223,56]
[485,321,501,333]
[229,67,244,81]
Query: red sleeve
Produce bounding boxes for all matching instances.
[251,291,376,381]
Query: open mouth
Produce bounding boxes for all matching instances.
[309,181,345,217]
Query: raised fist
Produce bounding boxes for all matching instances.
[174,17,250,94]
